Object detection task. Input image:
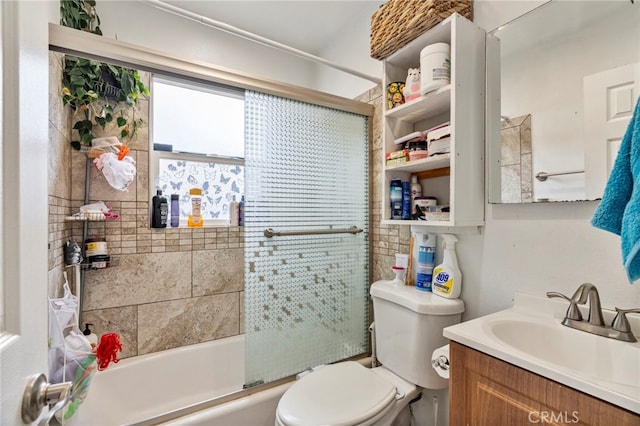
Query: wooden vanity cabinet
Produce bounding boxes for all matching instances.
[449,342,640,426]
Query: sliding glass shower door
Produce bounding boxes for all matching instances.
[244,91,370,386]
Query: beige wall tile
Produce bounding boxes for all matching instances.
[82,306,138,359]
[192,249,244,296]
[83,252,192,310]
[137,293,240,355]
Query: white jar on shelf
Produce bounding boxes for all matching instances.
[420,43,450,95]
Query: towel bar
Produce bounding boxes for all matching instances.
[263,226,363,238]
[535,170,585,182]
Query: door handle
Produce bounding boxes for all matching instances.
[21,373,72,424]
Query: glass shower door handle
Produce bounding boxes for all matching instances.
[263,226,363,238]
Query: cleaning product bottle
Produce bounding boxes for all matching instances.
[432,234,462,298]
[229,195,239,226]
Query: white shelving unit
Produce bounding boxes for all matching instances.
[381,13,486,231]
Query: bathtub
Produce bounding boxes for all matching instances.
[68,334,291,426]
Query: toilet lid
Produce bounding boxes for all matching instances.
[277,361,397,426]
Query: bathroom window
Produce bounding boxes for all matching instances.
[150,76,245,225]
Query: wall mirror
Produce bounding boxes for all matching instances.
[487,0,640,203]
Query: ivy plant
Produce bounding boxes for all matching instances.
[60,0,102,35]
[59,0,150,150]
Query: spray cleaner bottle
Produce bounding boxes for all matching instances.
[432,234,462,298]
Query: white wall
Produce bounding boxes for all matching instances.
[459,0,640,319]
[47,0,640,319]
[49,0,382,99]
[51,1,319,93]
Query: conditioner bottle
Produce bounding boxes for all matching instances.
[229,195,239,226]
[432,234,462,299]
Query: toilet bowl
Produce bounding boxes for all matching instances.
[275,361,419,426]
[275,280,464,426]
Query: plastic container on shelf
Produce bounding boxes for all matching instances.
[151,190,168,228]
[170,194,180,227]
[188,188,203,228]
[410,175,422,209]
[416,234,436,291]
[415,196,438,213]
[401,181,411,219]
[229,196,239,226]
[390,179,403,219]
[420,43,451,95]
[238,195,245,226]
[409,151,428,161]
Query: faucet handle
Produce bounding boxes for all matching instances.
[546,292,583,321]
[611,307,640,333]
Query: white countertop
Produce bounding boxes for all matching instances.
[443,293,640,414]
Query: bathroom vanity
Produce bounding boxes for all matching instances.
[449,343,638,425]
[443,293,640,424]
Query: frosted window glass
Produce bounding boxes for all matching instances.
[157,159,244,221]
[152,79,244,158]
[244,91,369,386]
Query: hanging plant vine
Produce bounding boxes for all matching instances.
[59,0,150,150]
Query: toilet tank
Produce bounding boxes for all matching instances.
[370,280,464,389]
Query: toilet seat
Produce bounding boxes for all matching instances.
[276,361,398,426]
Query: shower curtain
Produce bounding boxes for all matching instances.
[244,91,370,386]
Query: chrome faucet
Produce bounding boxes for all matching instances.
[547,283,639,343]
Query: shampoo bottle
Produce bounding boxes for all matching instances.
[432,234,462,298]
[170,194,180,227]
[229,195,239,226]
[151,190,168,228]
[238,195,245,226]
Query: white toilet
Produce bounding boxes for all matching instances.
[275,280,465,426]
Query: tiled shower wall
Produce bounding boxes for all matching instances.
[500,114,533,203]
[48,51,405,360]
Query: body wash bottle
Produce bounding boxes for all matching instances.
[188,188,203,227]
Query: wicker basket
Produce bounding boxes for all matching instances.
[370,0,473,60]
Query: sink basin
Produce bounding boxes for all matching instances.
[486,318,640,393]
[444,293,640,414]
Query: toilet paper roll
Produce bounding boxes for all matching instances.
[431,344,450,379]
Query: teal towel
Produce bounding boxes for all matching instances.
[591,96,640,284]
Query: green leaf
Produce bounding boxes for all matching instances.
[81,132,93,145]
[70,141,83,151]
[73,119,92,131]
[121,128,129,138]
[116,116,127,127]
